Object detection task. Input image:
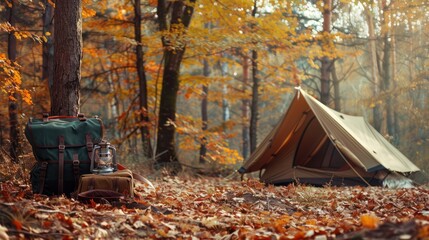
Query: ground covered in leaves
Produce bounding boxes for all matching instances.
[1,175,429,239]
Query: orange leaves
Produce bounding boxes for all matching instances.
[11,219,22,230]
[3,178,429,238]
[273,215,291,233]
[0,55,32,105]
[360,214,380,229]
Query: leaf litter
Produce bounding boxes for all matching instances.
[0,177,429,239]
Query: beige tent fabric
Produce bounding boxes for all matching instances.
[301,90,420,172]
[240,88,419,185]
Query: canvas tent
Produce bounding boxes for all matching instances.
[238,88,420,186]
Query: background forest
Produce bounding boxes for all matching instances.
[0,0,428,175]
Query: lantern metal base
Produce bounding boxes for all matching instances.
[91,167,116,174]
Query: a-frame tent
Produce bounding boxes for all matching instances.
[238,88,420,186]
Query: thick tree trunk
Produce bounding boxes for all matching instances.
[155,0,195,173]
[199,60,209,164]
[51,0,82,116]
[42,0,54,98]
[156,54,182,171]
[134,0,153,159]
[242,56,250,160]
[7,1,19,162]
[320,0,332,105]
[365,6,382,132]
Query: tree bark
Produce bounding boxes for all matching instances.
[249,0,259,153]
[320,0,332,105]
[51,0,82,116]
[155,0,195,173]
[134,0,153,159]
[365,5,382,132]
[199,59,209,164]
[381,0,394,138]
[42,0,54,98]
[7,0,19,162]
[249,50,259,153]
[220,60,230,122]
[331,61,341,111]
[242,56,250,160]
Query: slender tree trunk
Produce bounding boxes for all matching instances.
[331,61,341,111]
[249,50,259,153]
[381,0,394,138]
[51,0,82,116]
[242,56,250,160]
[249,0,259,153]
[382,35,394,137]
[391,31,400,145]
[7,1,19,162]
[134,0,153,158]
[199,59,209,164]
[365,5,382,131]
[156,0,195,173]
[42,0,54,99]
[320,0,332,105]
[220,59,230,123]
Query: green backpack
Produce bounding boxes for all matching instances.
[25,114,103,196]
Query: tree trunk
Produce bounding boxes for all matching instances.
[51,0,82,116]
[320,0,332,105]
[249,0,259,153]
[220,59,230,122]
[382,34,394,137]
[7,1,19,162]
[156,0,195,173]
[365,5,382,132]
[249,50,259,153]
[331,61,341,111]
[42,0,54,98]
[134,0,153,159]
[199,59,209,164]
[381,0,394,138]
[391,31,400,145]
[242,56,250,160]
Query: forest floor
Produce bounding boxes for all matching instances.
[1,162,429,239]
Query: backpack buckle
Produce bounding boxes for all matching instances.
[58,145,65,152]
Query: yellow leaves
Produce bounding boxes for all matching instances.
[360,214,380,229]
[82,7,96,18]
[0,55,32,105]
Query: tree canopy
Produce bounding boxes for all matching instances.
[0,0,427,172]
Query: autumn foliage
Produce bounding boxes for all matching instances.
[1,175,429,239]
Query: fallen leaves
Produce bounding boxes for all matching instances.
[1,177,429,239]
[360,214,380,229]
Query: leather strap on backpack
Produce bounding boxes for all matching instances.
[86,134,94,161]
[58,136,65,194]
[72,154,80,187]
[38,161,48,194]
